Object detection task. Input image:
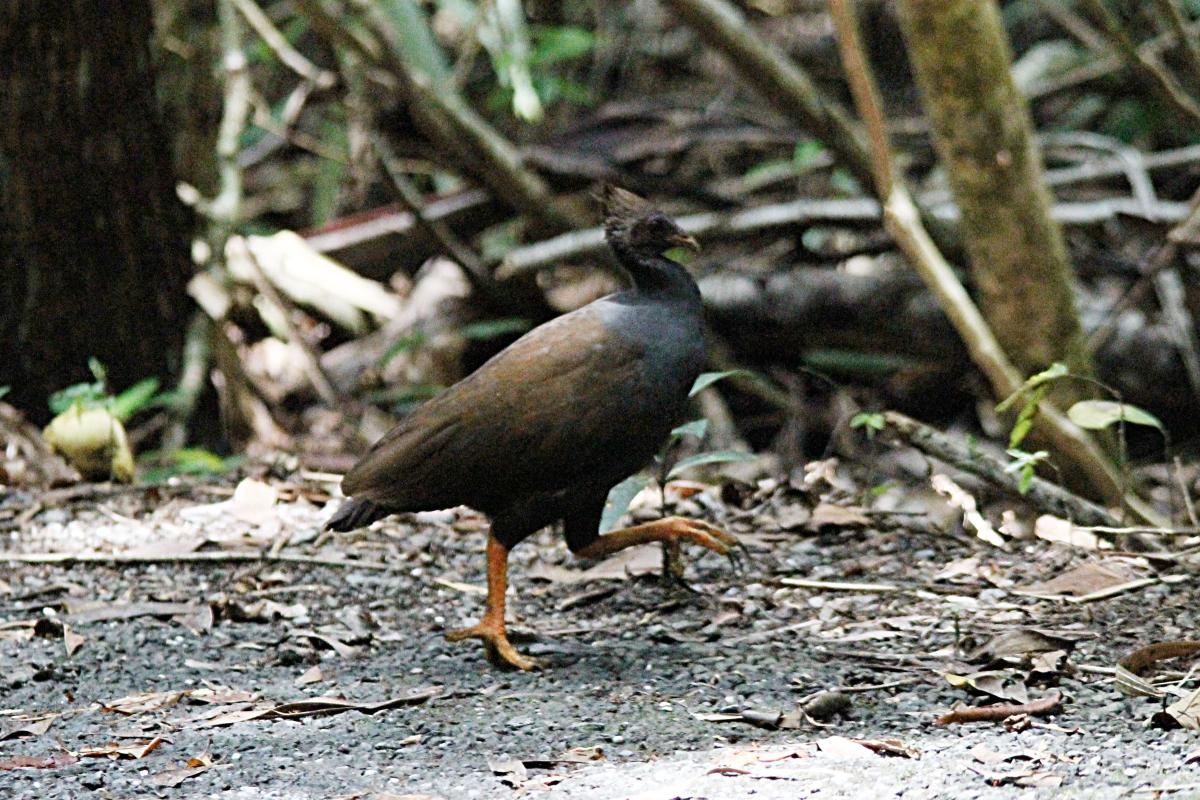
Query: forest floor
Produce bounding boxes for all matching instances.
[0,465,1196,800]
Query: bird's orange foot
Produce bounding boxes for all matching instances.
[578,515,745,572]
[446,617,540,671]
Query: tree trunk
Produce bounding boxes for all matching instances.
[895,0,1092,391]
[0,0,192,422]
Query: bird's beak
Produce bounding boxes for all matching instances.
[669,232,701,253]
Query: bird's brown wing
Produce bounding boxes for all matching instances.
[341,304,655,513]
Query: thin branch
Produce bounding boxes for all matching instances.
[498,196,1193,278]
[207,0,252,243]
[372,133,502,304]
[1077,0,1200,130]
[879,412,1117,527]
[827,0,895,197]
[231,0,336,88]
[658,0,876,192]
[0,550,391,570]
[240,245,342,406]
[1152,0,1200,90]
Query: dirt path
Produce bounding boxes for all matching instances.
[1,483,1194,798]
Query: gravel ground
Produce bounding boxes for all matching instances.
[1,480,1197,799]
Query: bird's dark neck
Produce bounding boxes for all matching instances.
[609,241,701,303]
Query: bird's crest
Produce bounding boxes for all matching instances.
[596,184,651,224]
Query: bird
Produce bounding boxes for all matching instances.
[326,185,740,670]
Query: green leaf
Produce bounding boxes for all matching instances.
[48,381,106,414]
[1004,448,1049,495]
[600,473,652,534]
[1067,400,1163,431]
[671,418,709,442]
[459,317,531,341]
[689,370,751,397]
[87,357,108,385]
[792,140,825,171]
[850,412,885,439]
[531,25,595,65]
[110,378,161,422]
[667,449,755,479]
[995,362,1068,413]
[379,332,429,366]
[0,386,9,400]
[1007,383,1050,449]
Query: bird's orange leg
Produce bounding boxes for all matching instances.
[575,516,740,565]
[445,534,539,671]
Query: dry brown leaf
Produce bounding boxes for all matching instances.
[931,474,1006,548]
[152,755,213,788]
[1164,688,1200,730]
[294,665,328,686]
[814,736,877,758]
[65,601,208,625]
[191,687,439,728]
[0,715,56,742]
[966,629,1077,663]
[0,751,78,771]
[809,503,870,529]
[527,545,661,584]
[102,690,189,715]
[1020,561,1135,597]
[62,623,85,657]
[1033,516,1106,550]
[77,736,164,760]
[944,671,1030,703]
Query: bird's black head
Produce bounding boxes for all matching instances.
[599,185,700,259]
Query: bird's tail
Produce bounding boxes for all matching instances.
[325,498,391,531]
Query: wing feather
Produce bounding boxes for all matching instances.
[342,304,659,512]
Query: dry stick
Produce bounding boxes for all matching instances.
[879,411,1117,527]
[0,551,390,570]
[373,134,502,304]
[828,0,1161,524]
[1152,0,1200,89]
[498,197,1190,278]
[240,247,342,407]
[657,0,875,192]
[1076,0,1200,130]
[230,0,335,88]
[934,690,1062,726]
[291,0,581,233]
[1026,17,1200,99]
[1055,136,1200,404]
[162,311,214,452]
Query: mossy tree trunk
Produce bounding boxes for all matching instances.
[896,0,1093,394]
[0,0,192,423]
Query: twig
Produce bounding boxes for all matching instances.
[291,0,582,232]
[935,690,1062,726]
[0,550,390,570]
[207,0,252,242]
[658,0,875,191]
[372,134,501,303]
[239,244,342,406]
[879,411,1117,527]
[162,311,214,452]
[230,0,335,88]
[1077,0,1200,130]
[776,577,902,593]
[1026,16,1200,99]
[497,197,1191,278]
[1152,0,1200,89]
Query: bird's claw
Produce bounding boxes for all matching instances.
[446,619,541,671]
[667,517,746,573]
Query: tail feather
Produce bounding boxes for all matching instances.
[325,498,392,531]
